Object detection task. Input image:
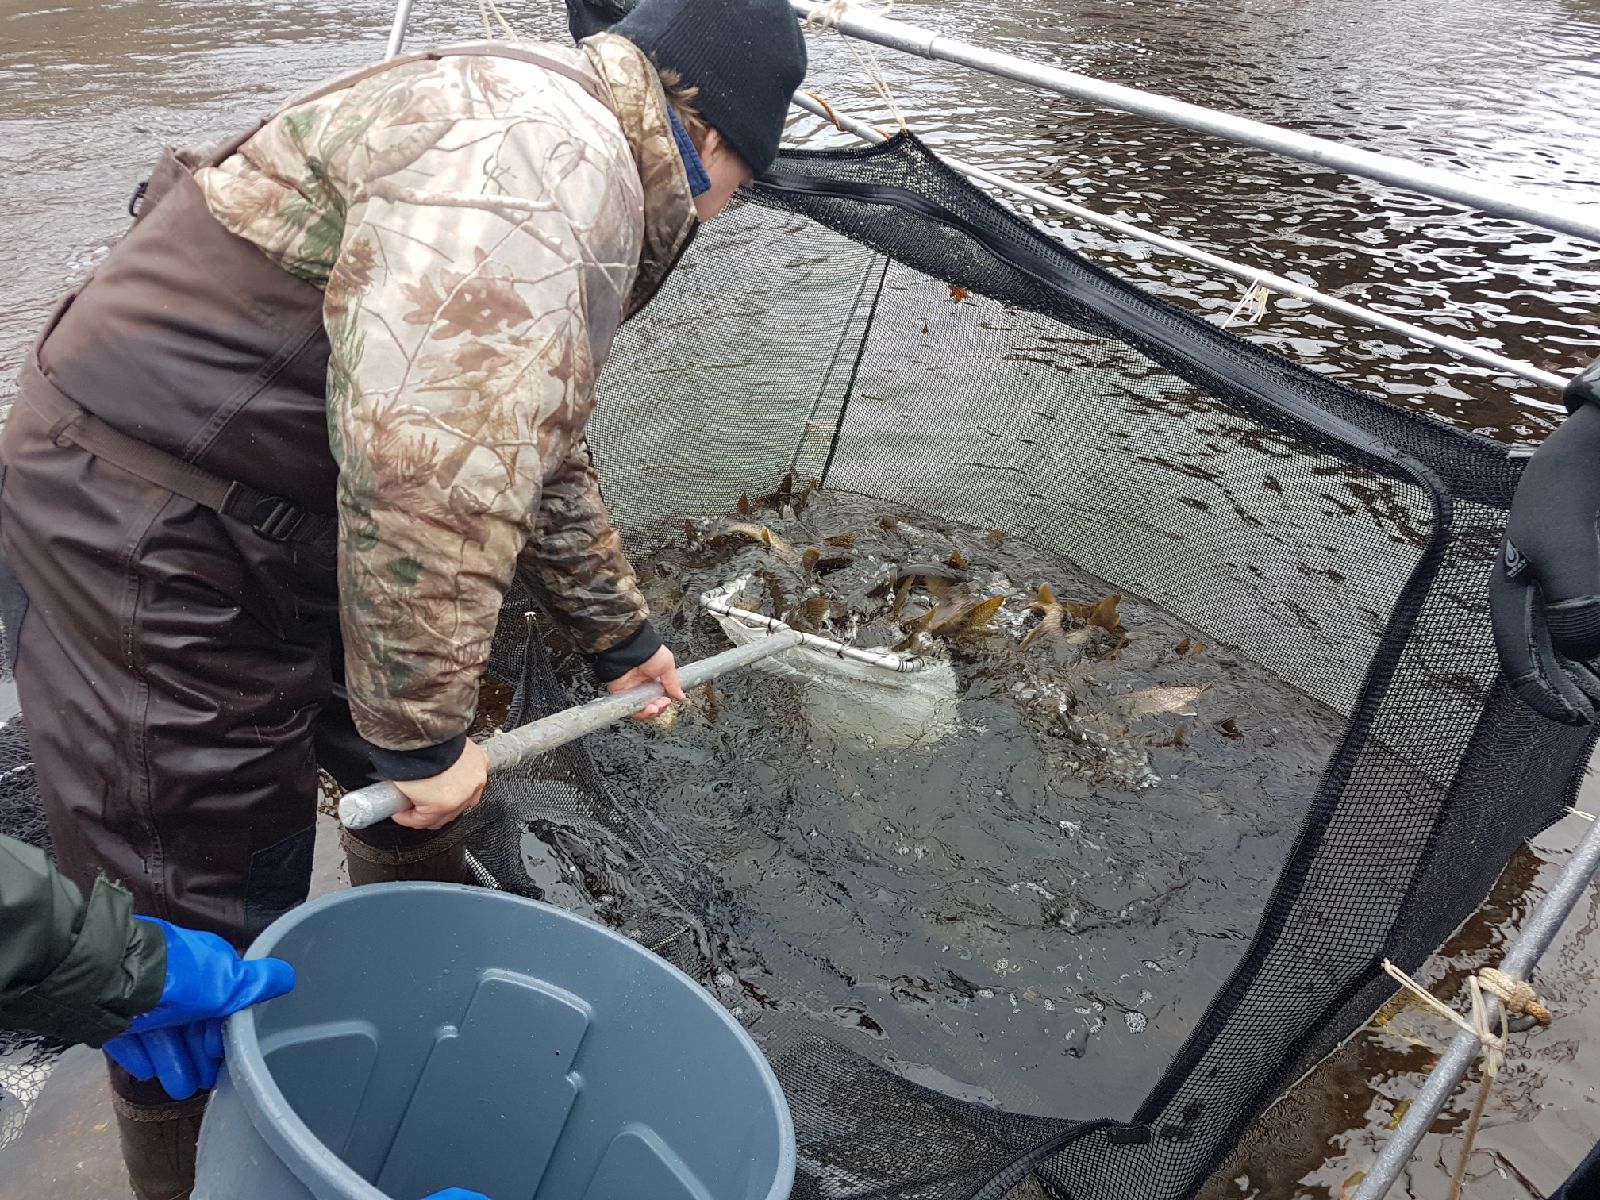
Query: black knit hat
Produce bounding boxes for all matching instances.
[608,0,807,176]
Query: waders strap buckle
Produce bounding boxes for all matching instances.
[128,180,148,220]
[19,355,335,545]
[224,487,325,543]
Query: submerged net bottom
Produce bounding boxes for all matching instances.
[468,588,1091,1199]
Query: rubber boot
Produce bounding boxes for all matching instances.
[111,1092,208,1200]
[341,826,473,886]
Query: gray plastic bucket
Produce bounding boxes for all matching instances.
[193,883,794,1200]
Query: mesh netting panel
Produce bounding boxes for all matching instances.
[586,203,887,539]
[1,131,1592,1200]
[557,134,1589,1197]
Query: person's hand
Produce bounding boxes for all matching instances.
[392,739,489,830]
[607,644,686,719]
[103,918,295,1100]
[1490,392,1600,724]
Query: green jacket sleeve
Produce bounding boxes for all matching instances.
[0,834,167,1047]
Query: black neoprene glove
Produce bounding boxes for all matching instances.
[1489,357,1600,724]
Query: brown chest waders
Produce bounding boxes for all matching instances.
[0,43,603,1198]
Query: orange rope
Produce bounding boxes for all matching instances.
[805,91,844,131]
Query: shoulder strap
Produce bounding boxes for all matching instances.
[287,41,605,111]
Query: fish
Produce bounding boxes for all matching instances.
[792,594,832,630]
[889,576,913,617]
[701,521,802,565]
[928,595,1006,639]
[957,595,1005,636]
[1022,584,1123,662]
[895,561,970,586]
[824,532,857,547]
[1020,584,1067,651]
[757,567,789,616]
[1116,686,1208,718]
[1066,593,1124,637]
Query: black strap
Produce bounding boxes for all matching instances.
[19,355,334,544]
[285,41,608,112]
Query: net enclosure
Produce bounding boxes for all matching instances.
[1,131,1594,1200]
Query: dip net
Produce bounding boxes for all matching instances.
[1,132,1593,1199]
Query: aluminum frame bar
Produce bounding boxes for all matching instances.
[791,1,1600,248]
[790,93,1566,393]
[1353,812,1600,1200]
[384,0,415,59]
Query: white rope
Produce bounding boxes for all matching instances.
[475,0,519,42]
[1221,274,1271,329]
[1379,960,1551,1200]
[806,1,910,132]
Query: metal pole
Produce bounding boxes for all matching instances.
[789,94,1567,394]
[790,1,1600,248]
[384,0,414,59]
[339,630,806,828]
[1353,813,1600,1200]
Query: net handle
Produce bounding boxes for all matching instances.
[338,631,804,829]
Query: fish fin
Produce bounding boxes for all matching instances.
[960,596,1005,635]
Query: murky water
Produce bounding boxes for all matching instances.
[2,0,1598,1195]
[580,489,1342,1118]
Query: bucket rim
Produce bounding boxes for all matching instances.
[220,881,797,1200]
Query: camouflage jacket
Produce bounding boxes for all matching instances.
[192,35,696,756]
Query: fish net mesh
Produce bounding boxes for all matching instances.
[0,132,1592,1197]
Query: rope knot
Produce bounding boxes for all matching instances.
[1380,959,1553,1200]
[1477,966,1553,1026]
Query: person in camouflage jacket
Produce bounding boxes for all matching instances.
[194,24,789,805]
[0,0,805,1194]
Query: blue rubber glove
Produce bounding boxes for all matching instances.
[422,1191,491,1200]
[103,917,295,1100]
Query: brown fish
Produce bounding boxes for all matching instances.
[793,594,832,630]
[702,522,802,565]
[895,561,970,586]
[1021,583,1067,650]
[1066,594,1124,636]
[889,577,913,617]
[928,595,1005,638]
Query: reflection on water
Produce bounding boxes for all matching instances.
[1,0,1597,1195]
